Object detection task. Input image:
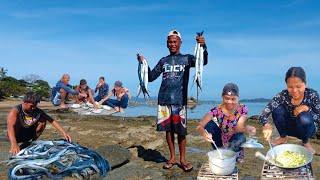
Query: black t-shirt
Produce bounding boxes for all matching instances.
[15,104,53,129]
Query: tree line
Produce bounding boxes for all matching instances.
[0,67,51,100]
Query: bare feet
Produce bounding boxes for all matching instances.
[114,107,120,112]
[271,137,288,146]
[59,103,68,109]
[94,102,101,109]
[163,159,177,169]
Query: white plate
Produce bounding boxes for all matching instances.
[82,106,90,110]
[70,104,81,109]
[86,102,94,108]
[92,109,103,114]
[102,105,112,110]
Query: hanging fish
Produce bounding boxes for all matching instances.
[193,31,204,101]
[137,53,150,99]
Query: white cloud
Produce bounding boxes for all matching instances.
[9,4,171,19]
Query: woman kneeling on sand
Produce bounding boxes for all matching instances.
[197,83,256,162]
[261,67,320,155]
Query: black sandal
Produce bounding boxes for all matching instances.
[179,162,193,172]
[163,161,176,169]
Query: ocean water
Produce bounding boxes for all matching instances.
[119,102,268,119]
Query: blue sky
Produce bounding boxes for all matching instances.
[1,0,319,100]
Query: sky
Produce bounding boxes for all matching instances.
[0,0,319,100]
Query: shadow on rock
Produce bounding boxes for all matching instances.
[129,145,167,163]
[96,145,131,170]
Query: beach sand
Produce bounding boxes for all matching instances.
[0,99,319,179]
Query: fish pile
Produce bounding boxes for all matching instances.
[137,53,150,99]
[4,140,110,179]
[193,31,204,101]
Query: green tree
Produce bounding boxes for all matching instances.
[0,76,27,97]
[0,67,8,80]
[32,79,51,99]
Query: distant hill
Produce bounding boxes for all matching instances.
[129,96,158,106]
[130,97,270,105]
[240,98,270,103]
[190,98,270,104]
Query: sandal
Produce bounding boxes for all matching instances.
[179,162,193,172]
[163,161,176,169]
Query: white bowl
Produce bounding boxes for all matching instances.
[92,109,103,114]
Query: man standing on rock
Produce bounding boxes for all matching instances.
[7,92,72,155]
[137,30,208,172]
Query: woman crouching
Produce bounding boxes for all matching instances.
[261,67,319,155]
[197,83,256,162]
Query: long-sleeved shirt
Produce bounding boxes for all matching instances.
[51,80,79,102]
[95,83,109,98]
[259,88,320,130]
[148,48,208,105]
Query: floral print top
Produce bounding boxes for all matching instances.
[208,104,248,147]
[259,88,320,130]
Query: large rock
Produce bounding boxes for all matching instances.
[96,145,130,169]
[105,161,165,180]
[0,142,10,161]
[144,138,164,150]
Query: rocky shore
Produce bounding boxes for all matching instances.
[0,100,319,179]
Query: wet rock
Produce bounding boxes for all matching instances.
[96,145,130,169]
[118,123,126,128]
[242,176,259,180]
[0,135,9,143]
[0,142,10,161]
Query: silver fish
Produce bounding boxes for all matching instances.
[10,163,54,179]
[193,31,204,101]
[5,140,109,179]
[137,53,150,99]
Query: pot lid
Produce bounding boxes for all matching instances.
[241,137,264,149]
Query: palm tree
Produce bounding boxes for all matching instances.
[0,67,8,80]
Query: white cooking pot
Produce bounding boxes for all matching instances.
[207,149,237,175]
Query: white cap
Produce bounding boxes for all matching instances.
[167,30,181,39]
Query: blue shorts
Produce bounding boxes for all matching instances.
[52,92,61,106]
